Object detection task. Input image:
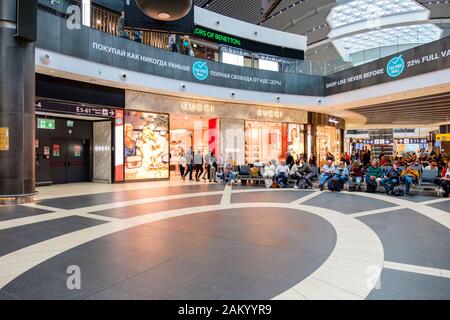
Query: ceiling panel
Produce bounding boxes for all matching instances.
[350,92,450,125]
[195,0,450,62]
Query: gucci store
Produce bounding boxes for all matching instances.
[123,91,308,181]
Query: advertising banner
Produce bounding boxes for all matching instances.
[124,111,169,181]
[325,37,450,95]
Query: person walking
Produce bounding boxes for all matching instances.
[179,150,186,178]
[194,149,204,181]
[182,147,194,181]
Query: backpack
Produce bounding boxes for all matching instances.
[331,179,344,192]
[366,179,377,193]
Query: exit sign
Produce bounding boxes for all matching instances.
[37,118,55,130]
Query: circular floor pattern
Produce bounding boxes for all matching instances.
[0,184,448,300]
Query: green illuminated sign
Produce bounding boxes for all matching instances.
[193,27,241,47]
[37,118,55,130]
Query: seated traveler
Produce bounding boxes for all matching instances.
[437,162,450,198]
[222,161,235,185]
[319,159,336,191]
[400,164,420,197]
[348,161,363,192]
[290,159,311,189]
[274,159,290,188]
[263,161,276,188]
[381,162,402,195]
[297,159,314,189]
[365,160,383,193]
[331,162,349,191]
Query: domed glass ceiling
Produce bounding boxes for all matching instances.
[327,0,427,28]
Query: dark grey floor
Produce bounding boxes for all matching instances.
[358,209,450,270]
[367,269,450,300]
[231,190,311,204]
[303,192,397,214]
[37,184,225,210]
[0,216,106,257]
[90,195,222,219]
[429,201,450,213]
[2,208,336,300]
[0,205,52,222]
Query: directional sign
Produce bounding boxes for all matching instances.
[36,99,118,118]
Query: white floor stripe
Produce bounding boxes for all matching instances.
[383,261,450,279]
[0,202,384,300]
[220,184,232,206]
[349,206,400,218]
[289,190,320,205]
[419,198,450,206]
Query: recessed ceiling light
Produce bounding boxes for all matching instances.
[158,12,171,19]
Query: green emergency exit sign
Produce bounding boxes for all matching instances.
[37,118,55,130]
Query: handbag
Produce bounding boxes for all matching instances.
[126,156,142,169]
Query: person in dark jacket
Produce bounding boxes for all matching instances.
[292,159,314,189]
[362,151,371,167]
[381,162,402,195]
[286,151,294,169]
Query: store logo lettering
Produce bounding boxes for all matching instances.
[256,109,282,118]
[192,61,209,81]
[386,54,405,78]
[181,102,215,113]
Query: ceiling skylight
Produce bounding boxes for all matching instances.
[327,0,427,28]
[334,24,442,53]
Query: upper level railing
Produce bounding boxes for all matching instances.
[37,0,449,77]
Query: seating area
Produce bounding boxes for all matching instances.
[216,164,443,196]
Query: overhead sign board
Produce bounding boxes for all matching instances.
[436,134,450,141]
[36,100,116,118]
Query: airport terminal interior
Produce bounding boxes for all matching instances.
[0,0,449,301]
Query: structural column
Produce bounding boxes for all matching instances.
[0,0,36,204]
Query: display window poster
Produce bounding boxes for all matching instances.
[287,124,303,160]
[124,110,169,181]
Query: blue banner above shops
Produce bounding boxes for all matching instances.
[325,37,450,95]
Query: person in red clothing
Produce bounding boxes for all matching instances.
[348,160,363,191]
[379,155,388,166]
[438,162,450,197]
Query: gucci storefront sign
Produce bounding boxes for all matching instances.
[181,102,215,113]
[256,109,283,118]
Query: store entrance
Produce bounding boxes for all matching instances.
[50,139,89,184]
[169,114,216,178]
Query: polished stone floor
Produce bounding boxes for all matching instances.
[0,181,449,300]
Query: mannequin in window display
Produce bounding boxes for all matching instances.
[288,127,301,160]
